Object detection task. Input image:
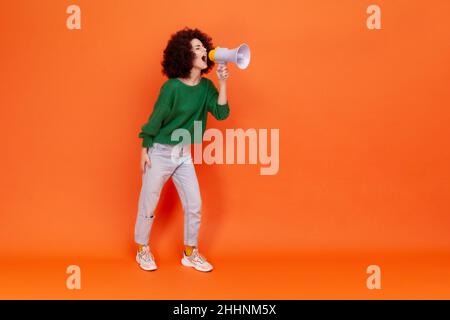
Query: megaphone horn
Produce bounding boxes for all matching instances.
[208,43,251,70]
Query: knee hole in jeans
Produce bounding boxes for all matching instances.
[141,213,154,220]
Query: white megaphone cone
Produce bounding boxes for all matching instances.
[208,43,251,69]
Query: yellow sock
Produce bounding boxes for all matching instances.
[184,245,195,256]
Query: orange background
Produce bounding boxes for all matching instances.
[1,0,449,299]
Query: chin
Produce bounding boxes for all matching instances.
[195,64,207,70]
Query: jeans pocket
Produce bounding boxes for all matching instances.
[155,143,173,152]
[153,143,163,150]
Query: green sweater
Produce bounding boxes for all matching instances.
[138,77,230,148]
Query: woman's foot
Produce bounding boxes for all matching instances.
[181,248,213,272]
[136,245,157,271]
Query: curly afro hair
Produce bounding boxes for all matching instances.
[161,27,215,79]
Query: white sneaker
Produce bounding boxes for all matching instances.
[136,245,157,271]
[181,248,213,272]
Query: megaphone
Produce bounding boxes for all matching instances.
[208,43,251,69]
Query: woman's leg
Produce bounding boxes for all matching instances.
[171,155,202,248]
[134,148,174,245]
[170,146,214,272]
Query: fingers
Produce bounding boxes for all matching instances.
[141,160,151,173]
[218,73,229,80]
[218,65,228,72]
[217,65,229,80]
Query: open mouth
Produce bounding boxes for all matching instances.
[201,55,207,62]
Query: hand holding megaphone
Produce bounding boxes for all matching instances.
[216,64,229,81]
[208,43,251,70]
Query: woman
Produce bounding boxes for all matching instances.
[134,27,230,272]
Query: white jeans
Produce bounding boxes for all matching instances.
[134,142,202,246]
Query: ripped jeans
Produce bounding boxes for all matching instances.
[134,142,202,247]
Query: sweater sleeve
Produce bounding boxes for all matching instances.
[206,79,230,121]
[138,82,172,148]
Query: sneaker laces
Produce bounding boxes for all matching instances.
[191,249,206,264]
[140,246,154,263]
